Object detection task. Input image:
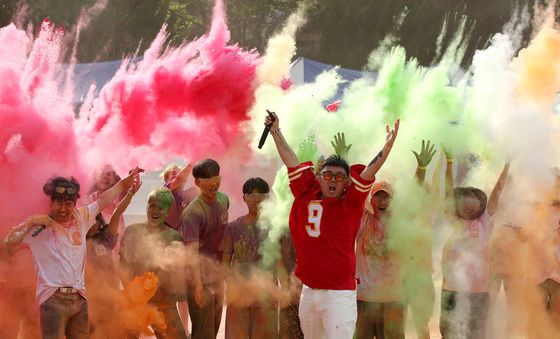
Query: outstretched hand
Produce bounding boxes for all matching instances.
[122,167,145,190]
[331,132,352,158]
[413,139,436,168]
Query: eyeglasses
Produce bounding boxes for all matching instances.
[55,186,77,195]
[321,171,347,182]
[244,192,269,201]
[198,176,221,185]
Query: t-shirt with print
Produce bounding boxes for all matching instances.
[442,210,493,293]
[119,223,183,304]
[23,202,99,305]
[163,183,198,231]
[87,231,118,275]
[219,216,264,275]
[182,192,229,284]
[288,161,374,290]
[356,211,404,302]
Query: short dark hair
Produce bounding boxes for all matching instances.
[43,177,81,201]
[454,187,487,218]
[322,154,350,176]
[192,159,220,179]
[242,177,270,195]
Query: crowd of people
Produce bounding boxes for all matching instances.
[2,112,560,339]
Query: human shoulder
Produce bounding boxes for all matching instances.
[217,192,229,207]
[162,226,183,242]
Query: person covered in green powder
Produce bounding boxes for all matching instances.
[403,140,440,339]
[119,187,187,339]
[440,147,510,339]
[220,177,276,338]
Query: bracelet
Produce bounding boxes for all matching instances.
[270,128,281,135]
[417,166,427,170]
[126,189,135,196]
[446,159,453,163]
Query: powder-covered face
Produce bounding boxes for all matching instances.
[97,165,118,192]
[371,190,391,211]
[50,199,76,223]
[146,199,169,226]
[243,188,268,215]
[318,165,350,199]
[457,195,482,220]
[166,167,180,183]
[196,176,221,201]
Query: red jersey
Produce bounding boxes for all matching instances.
[288,161,374,290]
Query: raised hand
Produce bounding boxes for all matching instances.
[441,144,453,161]
[264,110,279,131]
[385,119,400,148]
[412,140,437,168]
[331,132,352,158]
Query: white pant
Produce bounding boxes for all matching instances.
[298,284,357,339]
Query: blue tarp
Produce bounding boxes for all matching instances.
[68,56,465,106]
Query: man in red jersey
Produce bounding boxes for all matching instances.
[264,112,399,339]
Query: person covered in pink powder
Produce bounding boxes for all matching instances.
[4,168,141,339]
[86,172,142,337]
[439,148,510,339]
[355,181,406,339]
[86,164,126,258]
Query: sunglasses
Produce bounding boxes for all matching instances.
[321,171,347,182]
[198,176,221,185]
[55,186,77,195]
[244,192,269,201]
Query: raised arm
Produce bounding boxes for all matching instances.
[487,162,510,217]
[442,145,455,215]
[265,111,299,168]
[413,139,436,183]
[107,178,142,237]
[97,167,143,211]
[360,119,400,181]
[4,215,54,246]
[167,163,193,191]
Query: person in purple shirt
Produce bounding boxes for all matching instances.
[86,175,141,336]
[221,177,276,338]
[182,159,229,339]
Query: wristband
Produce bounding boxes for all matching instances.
[417,166,427,170]
[270,128,281,135]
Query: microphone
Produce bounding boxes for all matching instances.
[32,225,46,237]
[31,215,54,237]
[258,110,276,149]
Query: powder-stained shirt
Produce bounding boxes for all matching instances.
[442,210,492,293]
[87,231,118,273]
[23,202,99,305]
[288,161,374,290]
[119,223,183,304]
[356,211,404,302]
[163,183,198,231]
[182,192,229,283]
[220,216,263,274]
